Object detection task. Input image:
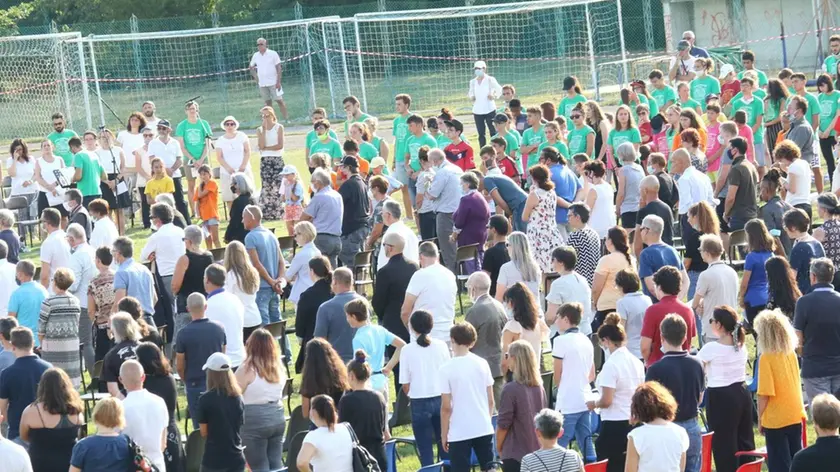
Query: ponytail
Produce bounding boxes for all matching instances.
[309,256,332,285]
[597,312,626,345]
[347,349,372,382]
[311,394,338,430]
[607,227,632,266]
[410,310,434,348]
[713,306,746,350]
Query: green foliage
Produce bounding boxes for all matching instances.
[0,1,34,33]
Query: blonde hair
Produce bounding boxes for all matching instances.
[260,106,277,124]
[223,241,259,295]
[509,340,541,387]
[206,369,242,397]
[754,309,798,354]
[309,152,330,169]
[294,221,317,244]
[243,328,285,385]
[364,116,379,132]
[93,397,125,429]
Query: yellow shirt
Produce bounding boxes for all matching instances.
[701,112,727,126]
[144,175,175,201]
[757,351,806,429]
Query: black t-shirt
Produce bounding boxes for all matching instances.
[338,174,371,236]
[338,390,387,466]
[143,374,178,422]
[196,390,245,469]
[174,318,226,386]
[645,351,705,422]
[655,172,676,209]
[101,340,139,392]
[482,242,511,297]
[726,156,758,221]
[683,227,708,272]
[636,200,674,246]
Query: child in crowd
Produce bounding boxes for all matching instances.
[281,164,304,235]
[144,157,175,202]
[615,269,652,360]
[194,164,219,248]
[636,104,653,145]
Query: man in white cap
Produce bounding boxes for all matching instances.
[250,37,288,121]
[369,157,402,195]
[141,101,160,130]
[468,60,502,147]
[148,119,190,219]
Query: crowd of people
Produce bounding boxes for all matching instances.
[2,32,840,472]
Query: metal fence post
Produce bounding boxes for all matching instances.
[294,2,303,20]
[585,4,599,101]
[354,19,368,111]
[76,39,93,129]
[304,22,318,111]
[337,22,352,99]
[465,0,478,60]
[52,22,74,127]
[88,40,106,126]
[130,15,144,93]
[321,21,338,117]
[615,0,629,85]
[211,11,229,114]
[377,0,393,80]
[643,0,655,52]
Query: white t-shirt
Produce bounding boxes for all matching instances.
[497,262,541,303]
[95,147,124,175]
[377,221,419,270]
[696,341,748,388]
[206,290,245,367]
[627,422,689,472]
[668,55,698,80]
[589,182,617,238]
[302,423,354,472]
[133,148,153,187]
[406,263,457,343]
[0,259,17,316]
[0,437,32,472]
[503,319,548,357]
[224,270,262,328]
[90,217,119,251]
[6,157,38,195]
[122,389,169,472]
[249,49,282,87]
[616,292,652,359]
[40,229,71,291]
[398,338,451,399]
[217,132,250,173]
[596,346,645,421]
[551,330,594,414]
[439,352,495,442]
[117,131,145,159]
[546,272,593,336]
[785,158,812,206]
[694,262,739,338]
[37,156,66,206]
[147,137,183,178]
[139,223,185,277]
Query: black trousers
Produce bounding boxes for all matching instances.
[820,136,837,185]
[139,187,151,229]
[596,420,633,472]
[501,459,520,472]
[706,382,756,472]
[418,211,437,241]
[474,111,497,147]
[172,177,190,221]
[620,211,637,230]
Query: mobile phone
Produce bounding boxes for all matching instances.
[769,229,781,237]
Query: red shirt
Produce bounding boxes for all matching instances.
[720,80,741,106]
[444,141,476,172]
[639,121,653,145]
[640,295,697,367]
[497,155,519,179]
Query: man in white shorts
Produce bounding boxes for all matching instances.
[249,37,288,121]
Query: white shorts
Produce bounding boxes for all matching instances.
[259,86,284,101]
[220,167,255,202]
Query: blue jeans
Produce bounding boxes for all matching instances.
[186,384,206,429]
[410,396,447,466]
[256,287,281,325]
[448,434,494,472]
[512,203,528,233]
[558,410,596,463]
[675,417,702,472]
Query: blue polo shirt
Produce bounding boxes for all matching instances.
[638,244,684,301]
[483,175,528,212]
[549,164,582,224]
[113,258,156,314]
[0,354,51,439]
[8,281,48,346]
[245,226,280,290]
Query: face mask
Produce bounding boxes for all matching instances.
[718,134,726,145]
[62,202,74,213]
[505,306,514,320]
[317,132,329,142]
[646,165,655,174]
[475,69,485,78]
[696,70,706,77]
[230,185,237,194]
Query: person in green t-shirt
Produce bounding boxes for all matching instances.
[607,105,642,169]
[428,117,451,149]
[677,82,702,114]
[558,76,588,119]
[520,106,547,172]
[629,80,659,118]
[392,93,414,219]
[404,114,438,173]
[174,100,213,211]
[737,50,769,88]
[305,107,338,162]
[342,95,372,138]
[348,121,379,162]
[648,69,677,115]
[493,114,521,167]
[47,112,78,167]
[310,119,344,167]
[537,121,570,163]
[690,58,721,104]
[764,79,788,150]
[730,76,766,171]
[817,73,840,185]
[567,109,595,158]
[790,72,821,130]
[823,35,840,79]
[69,134,106,205]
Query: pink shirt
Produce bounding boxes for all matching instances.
[706,122,722,172]
[737,124,756,164]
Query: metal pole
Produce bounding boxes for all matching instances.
[615,0,630,84]
[321,22,338,118]
[354,19,368,112]
[780,0,788,68]
[77,39,92,129]
[812,0,823,69]
[88,39,106,126]
[661,0,673,54]
[304,22,318,111]
[211,11,229,114]
[57,37,74,127]
[130,15,143,94]
[337,21,352,99]
[585,4,599,101]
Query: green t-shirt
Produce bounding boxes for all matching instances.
[558,94,588,119]
[406,132,438,171]
[666,127,678,150]
[690,76,722,104]
[392,114,410,163]
[651,85,677,112]
[521,125,547,168]
[174,119,212,161]
[730,88,767,104]
[73,151,103,197]
[567,125,595,157]
[344,112,372,137]
[818,91,840,134]
[502,129,522,168]
[359,141,379,162]
[786,92,821,121]
[47,130,78,167]
[435,133,452,148]
[608,128,642,151]
[679,97,702,111]
[825,55,839,76]
[738,69,769,88]
[310,137,343,161]
[306,129,338,150]
[537,140,570,160]
[764,97,785,123]
[730,96,765,143]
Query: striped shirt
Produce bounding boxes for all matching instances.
[520,448,583,472]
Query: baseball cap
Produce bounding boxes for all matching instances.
[280,165,297,175]
[444,119,464,134]
[630,79,645,88]
[705,93,720,103]
[202,352,232,372]
[677,40,691,51]
[719,63,735,79]
[493,114,509,124]
[140,126,154,133]
[474,60,487,69]
[370,157,386,168]
[157,119,171,129]
[341,155,359,168]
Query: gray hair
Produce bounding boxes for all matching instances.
[811,257,835,284]
[419,241,439,259]
[66,222,87,242]
[682,30,696,39]
[110,312,140,343]
[154,193,175,208]
[113,237,134,258]
[0,209,16,228]
[382,200,402,220]
[507,231,540,282]
[534,408,565,439]
[231,172,254,194]
[617,142,637,163]
[460,172,480,190]
[119,359,145,387]
[465,271,491,294]
[311,168,332,188]
[641,214,664,237]
[184,225,203,246]
[428,148,445,164]
[187,292,206,314]
[244,204,263,222]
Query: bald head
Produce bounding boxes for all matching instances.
[640,174,660,202]
[465,271,491,297]
[119,359,145,391]
[383,232,406,253]
[670,148,690,173]
[428,148,445,165]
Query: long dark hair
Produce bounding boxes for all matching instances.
[10,138,29,163]
[503,282,539,331]
[311,394,338,431]
[300,338,349,398]
[135,341,171,376]
[37,368,83,416]
[410,310,434,347]
[765,256,802,318]
[607,226,632,266]
[765,79,790,109]
[309,256,333,285]
[712,305,746,349]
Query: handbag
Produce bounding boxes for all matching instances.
[127,436,160,472]
[343,422,381,472]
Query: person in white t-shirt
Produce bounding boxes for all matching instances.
[0,240,17,316]
[586,313,645,472]
[440,322,495,470]
[546,246,594,336]
[552,302,596,461]
[377,200,419,270]
[398,310,451,467]
[776,138,813,217]
[203,264,245,368]
[0,411,31,472]
[691,234,739,343]
[625,381,689,472]
[298,394,354,472]
[119,359,168,472]
[249,38,288,121]
[38,208,71,293]
[401,241,457,344]
[216,116,254,210]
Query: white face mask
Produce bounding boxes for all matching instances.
[696,70,706,77]
[647,165,655,174]
[475,69,485,78]
[718,134,726,145]
[62,202,74,213]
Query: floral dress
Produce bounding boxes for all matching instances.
[258,123,286,220]
[528,187,566,272]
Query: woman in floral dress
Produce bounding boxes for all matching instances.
[257,106,286,220]
[523,164,566,272]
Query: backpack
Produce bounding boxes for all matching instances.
[343,422,381,472]
[127,436,160,472]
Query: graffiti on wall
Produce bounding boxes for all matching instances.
[700,9,733,47]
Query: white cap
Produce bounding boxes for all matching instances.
[202,352,233,372]
[280,164,298,175]
[719,63,735,79]
[473,60,487,69]
[220,115,239,129]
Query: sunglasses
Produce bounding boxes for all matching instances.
[570,114,582,119]
[143,134,154,138]
[224,122,236,127]
[157,127,167,131]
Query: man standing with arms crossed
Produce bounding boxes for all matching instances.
[250,37,288,122]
